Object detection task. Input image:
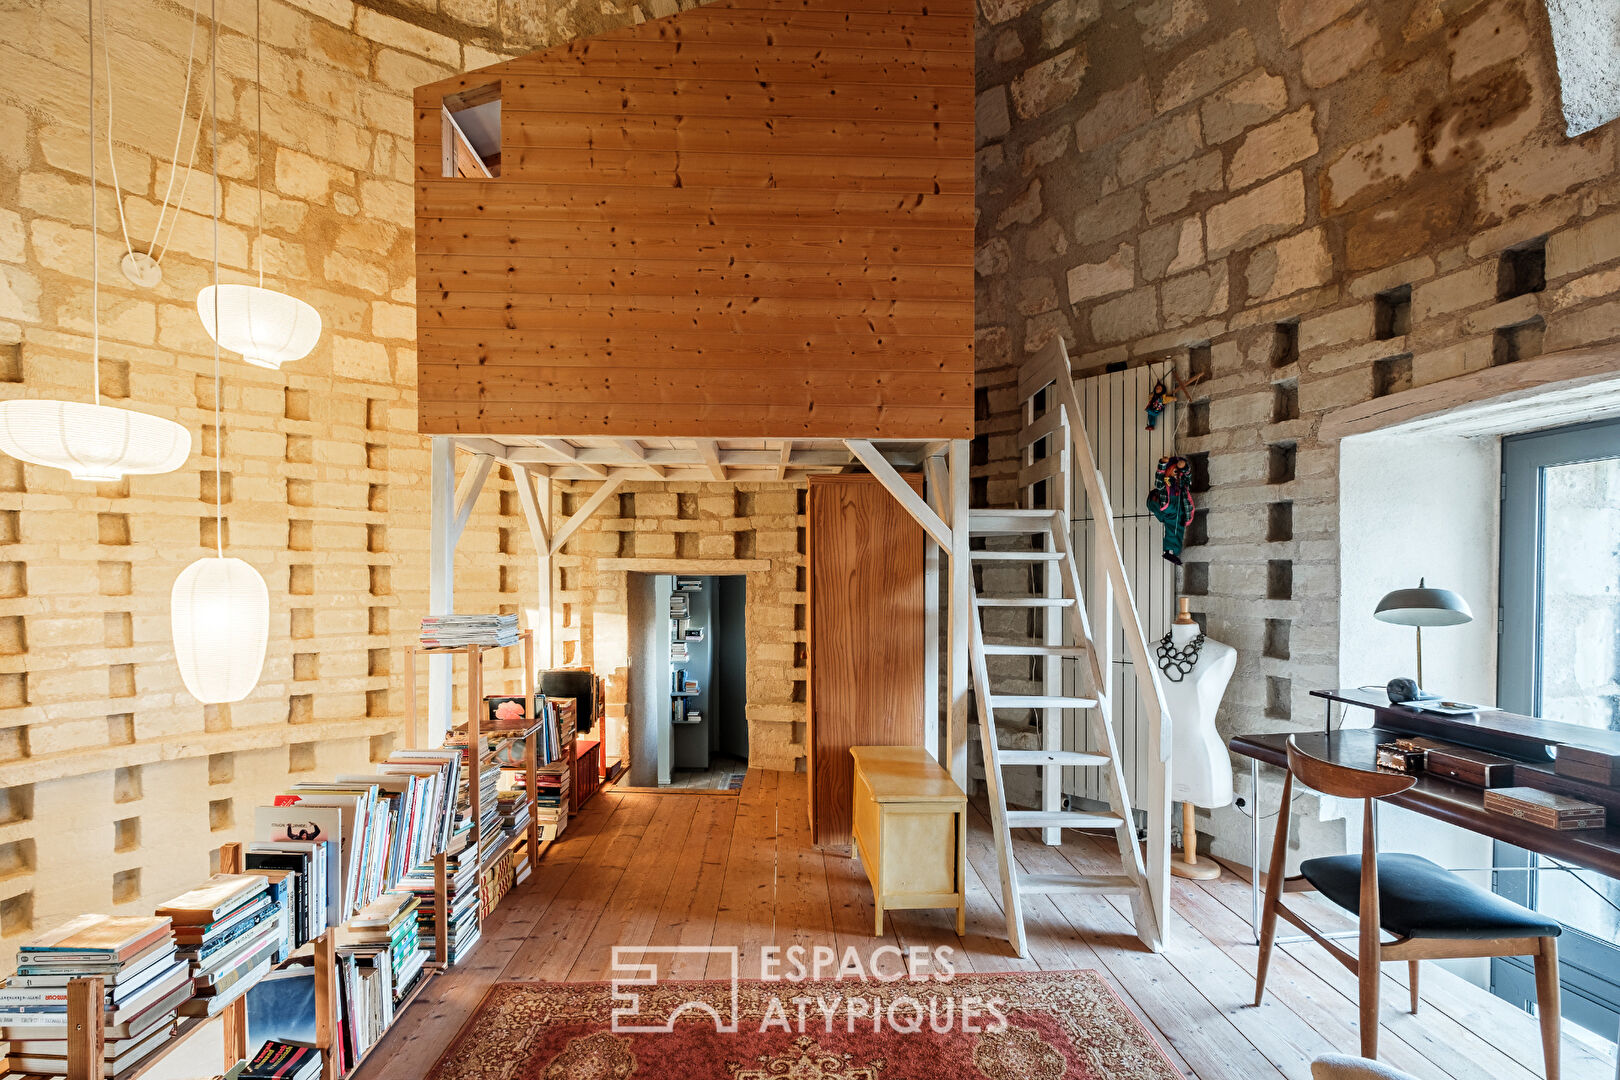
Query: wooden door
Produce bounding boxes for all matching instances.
[806,474,927,849]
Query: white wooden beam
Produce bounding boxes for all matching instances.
[548,476,626,558]
[947,438,971,792]
[923,458,941,765]
[427,437,456,746]
[776,440,793,481]
[513,465,554,669]
[612,438,667,478]
[451,453,495,545]
[695,439,727,481]
[844,440,952,551]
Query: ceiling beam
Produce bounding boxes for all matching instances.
[695,439,727,481]
[611,437,668,478]
[776,440,793,481]
[845,439,951,550]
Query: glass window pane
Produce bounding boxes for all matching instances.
[1536,457,1620,731]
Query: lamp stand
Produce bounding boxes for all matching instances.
[1415,626,1424,689]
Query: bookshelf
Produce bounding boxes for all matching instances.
[7,633,561,1080]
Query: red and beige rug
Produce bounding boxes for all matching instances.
[425,971,1183,1080]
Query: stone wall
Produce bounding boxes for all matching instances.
[550,481,808,774]
[0,0,709,966]
[973,0,1620,850]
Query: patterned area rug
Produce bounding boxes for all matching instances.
[425,971,1183,1080]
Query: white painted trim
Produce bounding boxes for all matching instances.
[844,439,952,550]
[451,453,495,545]
[548,476,626,558]
[427,437,456,745]
[947,439,971,793]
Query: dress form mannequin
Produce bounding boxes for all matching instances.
[1158,597,1237,880]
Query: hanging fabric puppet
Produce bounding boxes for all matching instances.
[1144,378,1171,430]
[1146,455,1196,564]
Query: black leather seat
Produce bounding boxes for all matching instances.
[1300,852,1562,940]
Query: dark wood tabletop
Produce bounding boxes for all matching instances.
[1230,728,1620,880]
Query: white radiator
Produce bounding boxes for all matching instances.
[1065,365,1178,806]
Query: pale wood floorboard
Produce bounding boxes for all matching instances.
[353,772,1602,1080]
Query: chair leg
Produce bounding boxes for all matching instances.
[1358,947,1381,1059]
[1533,937,1561,1080]
[1408,960,1420,1014]
[1253,774,1292,1007]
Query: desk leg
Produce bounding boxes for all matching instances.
[1251,756,1261,944]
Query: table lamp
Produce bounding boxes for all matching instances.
[1373,578,1472,688]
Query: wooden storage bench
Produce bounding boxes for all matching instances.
[850,745,967,935]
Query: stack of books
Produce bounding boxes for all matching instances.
[497,788,530,838]
[1,915,189,1077]
[341,891,427,1004]
[244,840,333,953]
[443,729,501,849]
[419,613,519,648]
[156,874,282,1018]
[525,766,569,838]
[237,1040,322,1080]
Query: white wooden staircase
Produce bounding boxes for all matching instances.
[968,339,1173,956]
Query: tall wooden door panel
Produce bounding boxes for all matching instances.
[807,474,926,849]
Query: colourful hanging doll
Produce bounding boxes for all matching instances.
[1146,455,1196,564]
[1144,379,1170,430]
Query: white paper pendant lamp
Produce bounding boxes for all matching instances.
[0,0,193,485]
[171,556,269,704]
[197,283,321,370]
[0,399,190,482]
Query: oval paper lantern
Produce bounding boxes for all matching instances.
[0,399,191,482]
[171,556,270,704]
[197,283,322,370]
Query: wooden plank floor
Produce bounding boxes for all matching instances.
[354,771,1612,1080]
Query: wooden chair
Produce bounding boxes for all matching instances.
[1255,738,1562,1077]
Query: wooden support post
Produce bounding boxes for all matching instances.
[217,841,248,1071]
[428,437,456,745]
[947,439,971,793]
[66,977,104,1080]
[433,850,450,965]
[524,722,540,877]
[467,644,483,865]
[313,930,337,1080]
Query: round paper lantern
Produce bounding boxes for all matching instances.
[171,556,270,704]
[0,399,191,482]
[197,283,322,370]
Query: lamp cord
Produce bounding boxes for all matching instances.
[209,0,222,558]
[255,0,263,289]
[87,0,99,407]
[97,4,134,274]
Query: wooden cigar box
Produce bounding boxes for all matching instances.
[1419,742,1516,788]
[1483,786,1607,831]
[1554,745,1620,787]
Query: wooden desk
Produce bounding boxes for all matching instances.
[850,746,967,936]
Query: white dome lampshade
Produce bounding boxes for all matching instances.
[171,556,270,704]
[0,399,191,482]
[197,284,322,370]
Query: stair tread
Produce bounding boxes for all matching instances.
[969,509,1057,518]
[983,644,1089,657]
[1004,810,1124,829]
[990,694,1097,709]
[976,596,1077,607]
[997,749,1110,767]
[1018,872,1138,895]
[970,551,1062,561]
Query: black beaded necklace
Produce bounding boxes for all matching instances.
[1155,630,1205,682]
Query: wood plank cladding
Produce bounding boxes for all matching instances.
[412,0,975,440]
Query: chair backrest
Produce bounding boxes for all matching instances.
[1286,738,1416,801]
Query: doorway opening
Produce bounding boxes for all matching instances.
[628,573,749,791]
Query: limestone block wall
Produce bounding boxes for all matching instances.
[0,0,712,968]
[973,0,1620,851]
[548,481,808,774]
